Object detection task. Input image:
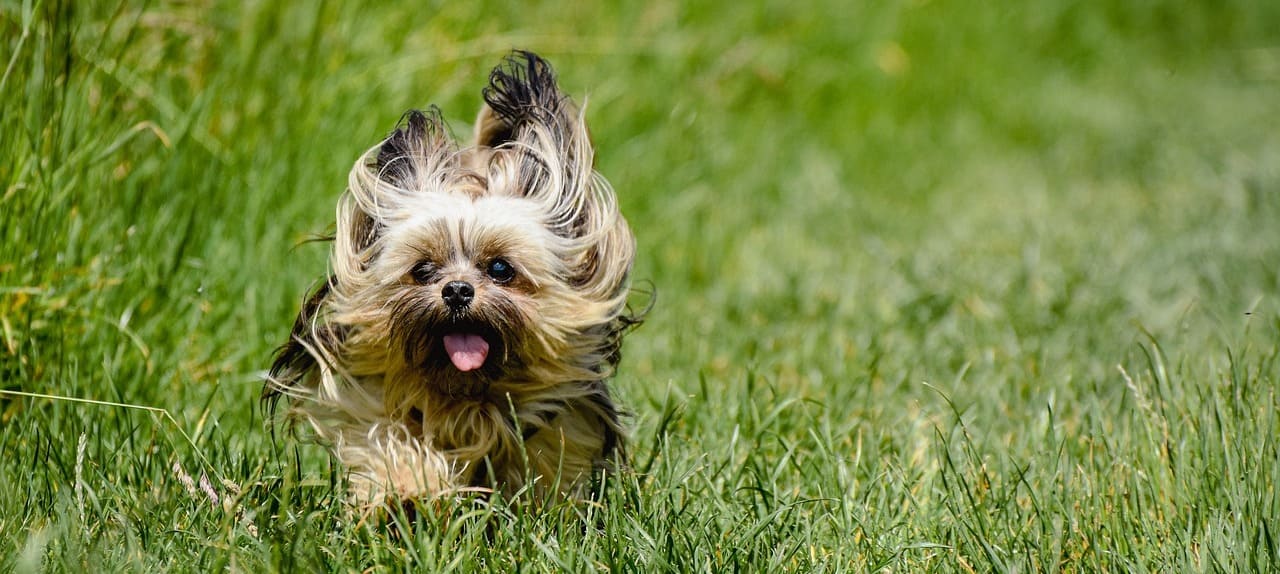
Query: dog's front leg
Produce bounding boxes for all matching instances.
[333,421,460,510]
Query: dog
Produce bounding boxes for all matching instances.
[264,51,641,511]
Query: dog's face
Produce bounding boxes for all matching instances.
[369,189,570,396]
[323,52,635,401]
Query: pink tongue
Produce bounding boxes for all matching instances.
[443,334,489,372]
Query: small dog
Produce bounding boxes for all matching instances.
[265,51,641,510]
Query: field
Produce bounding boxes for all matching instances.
[3,1,1280,571]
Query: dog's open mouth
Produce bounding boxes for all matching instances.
[442,333,490,372]
[403,319,506,380]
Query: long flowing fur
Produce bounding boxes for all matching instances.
[265,52,640,509]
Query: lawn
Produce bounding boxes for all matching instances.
[3,0,1279,571]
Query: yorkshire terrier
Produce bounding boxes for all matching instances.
[265,51,641,510]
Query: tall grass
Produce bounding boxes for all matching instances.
[3,0,1279,571]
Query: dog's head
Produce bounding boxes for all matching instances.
[313,51,635,400]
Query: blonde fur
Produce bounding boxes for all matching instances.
[266,52,638,511]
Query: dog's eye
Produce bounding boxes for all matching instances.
[486,258,516,283]
[410,260,438,284]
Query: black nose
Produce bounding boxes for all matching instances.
[441,281,475,310]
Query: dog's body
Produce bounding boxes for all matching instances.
[265,52,639,509]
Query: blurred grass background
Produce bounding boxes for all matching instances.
[2,0,1279,571]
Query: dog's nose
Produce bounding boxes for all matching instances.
[441,281,475,310]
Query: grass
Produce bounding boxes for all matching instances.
[2,0,1279,571]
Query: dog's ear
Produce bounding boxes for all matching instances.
[475,51,568,150]
[479,51,634,300]
[376,108,454,192]
[337,109,455,275]
[477,50,587,214]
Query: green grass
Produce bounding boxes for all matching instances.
[3,0,1280,571]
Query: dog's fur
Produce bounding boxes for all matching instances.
[264,51,640,510]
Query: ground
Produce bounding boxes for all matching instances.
[2,1,1279,571]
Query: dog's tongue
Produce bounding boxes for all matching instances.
[443,334,489,372]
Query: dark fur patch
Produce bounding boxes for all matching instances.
[598,283,654,373]
[376,107,449,190]
[263,277,340,415]
[583,380,626,461]
[481,50,567,140]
